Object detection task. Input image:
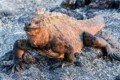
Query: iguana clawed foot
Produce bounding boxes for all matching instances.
[11,61,25,72]
[61,62,74,68]
[11,60,32,73]
[49,62,74,70]
[107,49,120,61]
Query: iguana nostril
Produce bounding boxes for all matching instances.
[28,23,31,26]
[25,23,31,27]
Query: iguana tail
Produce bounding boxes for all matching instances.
[81,15,120,61]
[79,15,105,35]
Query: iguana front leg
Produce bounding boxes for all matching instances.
[83,32,120,61]
[12,39,38,72]
[12,38,66,71]
[12,39,60,71]
[12,39,28,72]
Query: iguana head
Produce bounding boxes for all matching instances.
[24,8,46,33]
[24,16,40,30]
[24,8,49,48]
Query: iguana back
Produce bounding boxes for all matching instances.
[42,12,105,52]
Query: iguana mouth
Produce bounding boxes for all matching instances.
[24,23,31,31]
[24,23,38,31]
[24,27,37,31]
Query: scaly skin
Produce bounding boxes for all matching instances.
[11,9,120,72]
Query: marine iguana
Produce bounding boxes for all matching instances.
[12,9,120,72]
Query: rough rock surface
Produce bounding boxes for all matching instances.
[0,0,120,80]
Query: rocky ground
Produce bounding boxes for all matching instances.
[0,0,120,80]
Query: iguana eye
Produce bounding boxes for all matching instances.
[35,21,39,24]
